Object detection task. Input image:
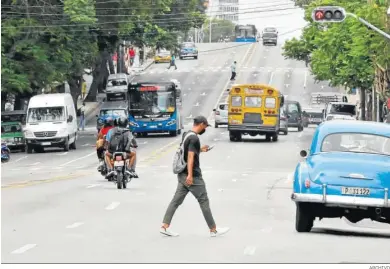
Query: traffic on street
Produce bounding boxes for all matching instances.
[1,0,390,265]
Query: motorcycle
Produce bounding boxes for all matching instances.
[1,142,11,163]
[112,152,130,189]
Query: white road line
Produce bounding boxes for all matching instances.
[14,156,28,163]
[303,70,307,88]
[82,143,90,147]
[57,152,68,156]
[86,184,101,189]
[243,246,257,256]
[159,165,168,168]
[29,162,40,166]
[105,202,120,210]
[60,151,95,166]
[30,167,41,171]
[66,222,84,229]
[268,72,274,85]
[194,102,199,107]
[242,173,249,176]
[200,92,206,96]
[186,114,193,119]
[11,244,37,254]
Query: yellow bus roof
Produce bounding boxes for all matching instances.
[229,84,282,95]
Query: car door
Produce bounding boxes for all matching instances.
[219,104,228,119]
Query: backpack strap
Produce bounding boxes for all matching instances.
[180,131,196,149]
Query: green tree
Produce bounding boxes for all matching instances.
[202,18,235,42]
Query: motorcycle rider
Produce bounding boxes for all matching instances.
[105,116,138,178]
[96,117,114,171]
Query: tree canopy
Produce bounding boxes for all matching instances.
[283,0,390,96]
[1,0,208,102]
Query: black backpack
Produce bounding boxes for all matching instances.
[108,128,129,152]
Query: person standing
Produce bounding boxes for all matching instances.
[78,102,86,131]
[4,100,13,111]
[112,52,118,72]
[129,47,136,66]
[81,78,87,100]
[167,53,177,70]
[160,116,230,237]
[230,61,237,81]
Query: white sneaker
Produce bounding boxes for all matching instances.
[210,227,230,237]
[160,227,179,237]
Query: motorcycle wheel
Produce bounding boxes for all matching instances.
[123,175,127,189]
[116,173,123,189]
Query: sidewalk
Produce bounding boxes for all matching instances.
[127,48,154,75]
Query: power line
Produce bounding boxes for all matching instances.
[1,6,300,29]
[2,11,300,35]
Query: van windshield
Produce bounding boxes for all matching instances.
[27,107,65,123]
[330,104,356,115]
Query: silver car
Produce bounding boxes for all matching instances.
[279,108,288,135]
[213,103,228,128]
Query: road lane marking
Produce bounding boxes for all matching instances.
[243,246,257,256]
[66,222,84,229]
[60,151,95,166]
[194,102,200,107]
[13,156,28,163]
[186,114,193,119]
[29,162,40,166]
[201,92,206,96]
[105,202,120,210]
[11,244,37,254]
[86,184,101,189]
[268,72,274,85]
[56,152,68,156]
[30,167,41,171]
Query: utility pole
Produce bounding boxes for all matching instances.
[209,19,212,43]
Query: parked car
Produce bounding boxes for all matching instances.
[279,107,288,135]
[179,42,198,60]
[285,100,304,131]
[213,103,228,128]
[291,120,390,232]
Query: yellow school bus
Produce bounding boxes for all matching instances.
[228,84,285,142]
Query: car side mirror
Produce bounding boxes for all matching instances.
[213,109,216,111]
[67,115,73,122]
[300,150,307,158]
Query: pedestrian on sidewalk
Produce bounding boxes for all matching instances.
[112,52,118,72]
[78,102,86,131]
[160,116,230,237]
[81,78,87,100]
[129,47,135,66]
[230,61,237,81]
[167,53,177,70]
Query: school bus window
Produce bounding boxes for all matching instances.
[231,96,242,107]
[245,96,262,108]
[265,97,276,108]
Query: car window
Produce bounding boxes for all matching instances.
[219,104,228,110]
[245,96,262,108]
[265,97,276,108]
[231,96,242,107]
[321,133,390,156]
[287,103,299,113]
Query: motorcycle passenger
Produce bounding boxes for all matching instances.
[96,117,114,171]
[105,116,138,178]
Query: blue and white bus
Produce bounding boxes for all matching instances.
[127,82,183,137]
[235,24,258,42]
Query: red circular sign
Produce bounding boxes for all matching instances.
[315,10,324,20]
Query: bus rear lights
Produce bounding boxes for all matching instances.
[234,88,241,93]
[267,90,273,95]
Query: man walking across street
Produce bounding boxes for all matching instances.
[160,116,230,237]
[78,102,86,131]
[167,53,177,70]
[129,47,135,66]
[230,61,237,81]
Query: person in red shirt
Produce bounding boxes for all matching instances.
[97,117,114,171]
[112,52,118,70]
[129,47,135,66]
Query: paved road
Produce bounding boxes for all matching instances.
[2,43,389,263]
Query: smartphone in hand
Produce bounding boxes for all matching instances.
[208,145,215,151]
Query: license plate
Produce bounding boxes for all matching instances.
[114,161,124,166]
[341,187,370,195]
[41,142,51,146]
[149,125,157,128]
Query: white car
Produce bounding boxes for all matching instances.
[213,103,228,128]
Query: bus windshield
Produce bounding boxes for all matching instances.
[129,89,176,118]
[235,26,255,38]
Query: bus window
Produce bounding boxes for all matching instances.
[245,96,262,107]
[265,97,276,108]
[231,96,242,107]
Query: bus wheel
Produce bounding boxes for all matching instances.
[229,131,237,142]
[169,130,177,137]
[265,135,271,142]
[272,133,278,142]
[141,132,148,137]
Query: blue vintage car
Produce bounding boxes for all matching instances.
[291,120,390,232]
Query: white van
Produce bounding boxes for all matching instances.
[24,93,78,153]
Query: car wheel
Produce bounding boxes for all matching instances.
[179,57,183,60]
[70,138,77,150]
[265,135,271,142]
[298,126,303,132]
[26,144,33,154]
[214,122,218,128]
[272,133,278,141]
[194,56,198,60]
[63,138,70,152]
[295,203,314,232]
[283,130,288,135]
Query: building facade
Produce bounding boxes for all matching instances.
[208,0,239,23]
